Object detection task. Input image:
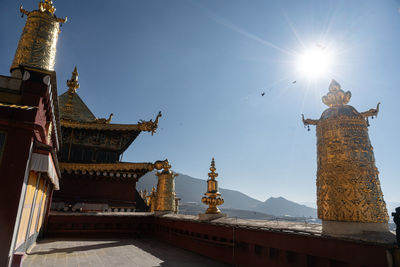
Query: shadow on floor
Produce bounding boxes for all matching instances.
[28,239,130,255]
[26,238,231,267]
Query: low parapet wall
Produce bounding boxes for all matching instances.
[45,212,154,238]
[45,212,399,266]
[155,214,398,267]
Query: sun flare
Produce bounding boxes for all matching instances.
[296,45,333,80]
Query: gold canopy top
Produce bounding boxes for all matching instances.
[322,80,352,107]
[39,0,56,14]
[20,0,67,23]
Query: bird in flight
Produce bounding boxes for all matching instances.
[261,92,265,96]
[292,81,297,84]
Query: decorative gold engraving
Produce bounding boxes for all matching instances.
[201,158,224,214]
[11,1,67,72]
[138,111,162,135]
[303,80,389,223]
[61,120,144,131]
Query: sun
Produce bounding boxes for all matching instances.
[296,45,334,80]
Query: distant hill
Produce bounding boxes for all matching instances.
[178,202,276,220]
[137,172,317,218]
[255,197,317,218]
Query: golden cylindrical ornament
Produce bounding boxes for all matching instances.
[11,10,61,72]
[316,108,388,223]
[155,170,176,212]
[303,80,389,224]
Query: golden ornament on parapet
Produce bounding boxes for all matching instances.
[202,158,224,214]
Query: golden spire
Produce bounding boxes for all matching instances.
[322,79,352,107]
[202,158,224,214]
[11,0,67,73]
[209,158,218,179]
[67,66,80,93]
[64,66,79,114]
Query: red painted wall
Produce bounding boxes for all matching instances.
[153,217,394,267]
[0,126,32,266]
[45,213,154,238]
[54,174,137,206]
[0,74,58,266]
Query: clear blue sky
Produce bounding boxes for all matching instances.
[1,0,399,203]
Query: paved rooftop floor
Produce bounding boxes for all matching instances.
[23,238,230,267]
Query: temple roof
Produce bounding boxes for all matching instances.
[59,159,170,174]
[58,66,96,122]
[59,91,96,122]
[61,120,152,132]
[58,67,162,135]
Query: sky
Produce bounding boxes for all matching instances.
[1,0,399,204]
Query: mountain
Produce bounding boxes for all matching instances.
[179,202,280,220]
[255,197,317,218]
[137,172,317,218]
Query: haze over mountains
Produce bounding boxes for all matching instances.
[137,172,317,218]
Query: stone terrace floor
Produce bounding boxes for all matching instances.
[23,238,231,267]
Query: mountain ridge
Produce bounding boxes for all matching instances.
[137,172,317,218]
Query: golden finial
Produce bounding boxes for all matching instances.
[322,80,352,107]
[202,158,224,214]
[67,66,80,93]
[64,67,79,114]
[39,0,56,14]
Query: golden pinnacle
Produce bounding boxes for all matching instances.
[202,158,224,214]
[67,66,80,93]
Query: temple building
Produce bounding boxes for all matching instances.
[53,66,164,212]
